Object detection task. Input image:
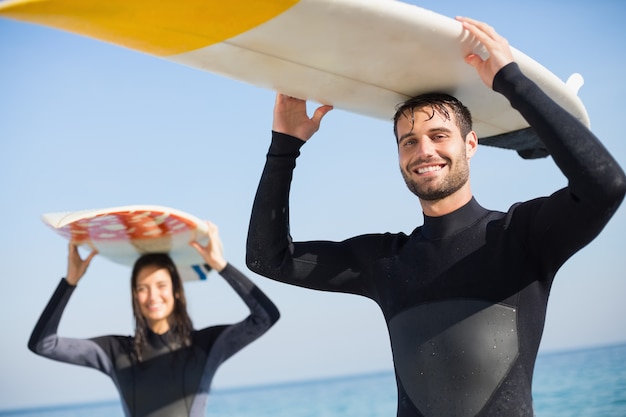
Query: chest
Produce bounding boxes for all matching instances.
[113,342,210,407]
[375,219,532,314]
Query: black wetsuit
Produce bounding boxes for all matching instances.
[246,63,626,417]
[29,264,280,417]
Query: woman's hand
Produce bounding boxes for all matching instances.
[190,221,227,272]
[66,243,97,286]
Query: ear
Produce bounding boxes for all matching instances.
[465,131,478,159]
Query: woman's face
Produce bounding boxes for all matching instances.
[135,265,176,334]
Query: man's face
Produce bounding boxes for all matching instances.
[396,106,474,202]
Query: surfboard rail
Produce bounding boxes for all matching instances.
[0,0,590,159]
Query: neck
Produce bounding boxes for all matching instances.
[420,197,486,240]
[420,187,473,217]
[149,320,170,335]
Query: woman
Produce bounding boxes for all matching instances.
[28,222,280,417]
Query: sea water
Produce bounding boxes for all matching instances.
[2,343,625,417]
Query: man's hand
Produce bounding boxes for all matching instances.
[272,93,333,141]
[456,16,514,89]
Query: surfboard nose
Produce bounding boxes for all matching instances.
[0,0,300,56]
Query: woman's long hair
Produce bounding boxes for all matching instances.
[130,253,193,362]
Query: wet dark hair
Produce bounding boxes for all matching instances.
[393,93,473,141]
[130,253,193,362]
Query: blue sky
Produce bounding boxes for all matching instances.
[1,0,625,411]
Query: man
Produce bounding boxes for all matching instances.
[246,17,625,417]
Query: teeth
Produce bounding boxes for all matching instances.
[417,165,442,174]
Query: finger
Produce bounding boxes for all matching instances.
[191,221,217,249]
[463,53,484,68]
[457,17,508,49]
[189,240,204,253]
[274,93,295,111]
[456,17,496,37]
[205,220,217,232]
[84,250,98,265]
[275,92,287,105]
[68,243,82,262]
[203,221,216,243]
[311,105,333,125]
[207,224,224,253]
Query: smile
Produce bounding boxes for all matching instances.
[416,165,444,174]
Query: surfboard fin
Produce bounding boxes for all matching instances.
[566,73,585,95]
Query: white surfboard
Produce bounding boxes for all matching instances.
[42,205,212,281]
[0,0,590,159]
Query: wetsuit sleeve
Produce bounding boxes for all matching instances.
[213,263,280,361]
[246,132,382,297]
[28,279,116,375]
[493,63,626,273]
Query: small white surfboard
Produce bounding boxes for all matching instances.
[42,205,212,281]
[0,0,590,158]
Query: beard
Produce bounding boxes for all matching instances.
[401,157,470,201]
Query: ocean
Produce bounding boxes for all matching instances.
[3,343,625,417]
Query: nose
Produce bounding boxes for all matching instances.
[415,136,435,158]
[146,286,157,301]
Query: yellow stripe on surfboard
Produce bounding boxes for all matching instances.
[0,0,300,56]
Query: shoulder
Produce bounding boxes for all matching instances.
[191,326,229,347]
[344,231,410,255]
[90,334,134,352]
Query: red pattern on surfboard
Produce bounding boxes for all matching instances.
[56,210,197,244]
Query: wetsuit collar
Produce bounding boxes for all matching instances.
[146,328,173,349]
[421,197,488,240]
